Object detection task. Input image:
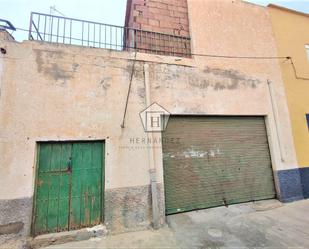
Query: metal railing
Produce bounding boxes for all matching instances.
[29,12,191,57]
[0,19,16,31]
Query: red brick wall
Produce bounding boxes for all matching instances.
[125,0,190,37]
[125,0,191,56]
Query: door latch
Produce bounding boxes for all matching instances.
[67,157,72,173]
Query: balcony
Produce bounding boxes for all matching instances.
[29,12,191,57]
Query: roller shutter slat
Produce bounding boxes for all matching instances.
[163,116,276,215]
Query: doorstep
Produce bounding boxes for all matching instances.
[28,225,107,249]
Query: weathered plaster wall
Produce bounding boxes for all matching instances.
[268,6,309,168]
[186,0,297,171]
[0,43,165,198]
[0,1,301,242]
[0,40,296,236]
[0,41,155,245]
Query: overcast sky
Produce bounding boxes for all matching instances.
[1,0,309,42]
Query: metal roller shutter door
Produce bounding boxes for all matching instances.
[163,116,276,215]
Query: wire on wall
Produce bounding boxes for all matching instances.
[121,51,137,128]
[5,26,309,82]
[191,53,288,60]
[287,57,309,81]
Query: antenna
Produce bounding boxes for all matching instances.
[50,5,66,17]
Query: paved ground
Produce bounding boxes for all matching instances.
[43,199,309,249]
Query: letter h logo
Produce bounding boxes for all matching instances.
[139,102,170,132]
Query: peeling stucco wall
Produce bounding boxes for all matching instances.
[0,2,300,242]
[268,5,309,168]
[0,39,298,239]
[186,0,297,169]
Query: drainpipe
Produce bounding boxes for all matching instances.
[144,63,160,229]
[267,79,285,163]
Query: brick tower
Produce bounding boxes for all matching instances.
[124,0,191,56]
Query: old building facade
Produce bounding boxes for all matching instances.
[0,0,306,248]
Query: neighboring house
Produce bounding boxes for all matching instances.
[0,0,306,248]
[268,4,309,199]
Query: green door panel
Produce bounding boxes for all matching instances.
[34,143,72,235]
[33,141,104,236]
[162,116,276,215]
[70,142,103,229]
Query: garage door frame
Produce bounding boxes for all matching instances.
[162,115,278,215]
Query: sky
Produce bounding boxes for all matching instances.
[1,0,309,42]
[246,0,309,12]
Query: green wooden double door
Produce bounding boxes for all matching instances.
[33,141,104,236]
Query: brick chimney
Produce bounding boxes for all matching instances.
[125,0,191,56]
[125,0,190,36]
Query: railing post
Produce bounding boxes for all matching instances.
[28,12,33,40]
[26,12,191,57]
[133,29,136,50]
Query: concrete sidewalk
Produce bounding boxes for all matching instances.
[42,199,309,249]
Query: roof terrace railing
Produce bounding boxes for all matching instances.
[29,12,191,57]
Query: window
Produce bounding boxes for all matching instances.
[306,45,309,61]
[306,114,309,129]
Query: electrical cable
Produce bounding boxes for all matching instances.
[5,26,309,81]
[11,26,288,60]
[191,53,288,60]
[287,57,309,81]
[121,51,137,128]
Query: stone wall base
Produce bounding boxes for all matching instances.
[104,183,165,234]
[0,197,32,248]
[275,167,309,202]
[300,167,309,199]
